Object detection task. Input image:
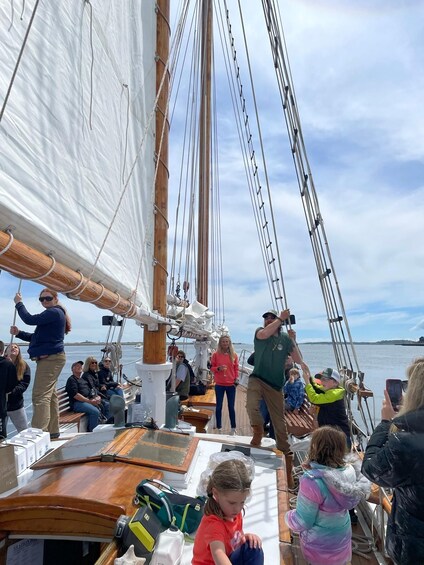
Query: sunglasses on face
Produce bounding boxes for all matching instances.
[177,355,184,359]
[90,361,98,365]
[264,315,276,320]
[39,296,54,302]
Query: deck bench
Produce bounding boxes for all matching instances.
[180,386,216,430]
[180,385,216,409]
[57,383,135,434]
[57,387,88,433]
[284,397,317,438]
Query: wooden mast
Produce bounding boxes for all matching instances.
[143,0,170,364]
[197,0,212,307]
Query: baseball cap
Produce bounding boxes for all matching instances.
[315,368,340,383]
[262,309,278,318]
[71,360,84,369]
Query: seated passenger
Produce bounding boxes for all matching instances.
[166,350,190,401]
[66,360,104,432]
[98,357,124,398]
[284,368,305,411]
[82,357,110,420]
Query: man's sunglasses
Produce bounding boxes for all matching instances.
[39,296,54,302]
[264,314,277,320]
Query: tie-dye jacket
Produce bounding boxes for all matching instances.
[285,460,370,565]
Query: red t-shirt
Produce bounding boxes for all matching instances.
[192,513,244,565]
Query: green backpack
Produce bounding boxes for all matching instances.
[135,478,205,535]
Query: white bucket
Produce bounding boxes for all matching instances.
[151,527,184,565]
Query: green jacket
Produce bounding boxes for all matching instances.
[305,379,349,436]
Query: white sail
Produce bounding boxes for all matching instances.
[0,1,157,311]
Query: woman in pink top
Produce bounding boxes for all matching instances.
[210,336,239,434]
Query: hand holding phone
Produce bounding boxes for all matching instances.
[382,390,397,421]
[386,379,403,412]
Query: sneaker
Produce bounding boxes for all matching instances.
[230,428,237,436]
[50,433,60,440]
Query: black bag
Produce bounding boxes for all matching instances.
[189,381,207,396]
[135,478,205,534]
[247,352,255,366]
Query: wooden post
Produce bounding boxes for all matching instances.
[143,0,170,364]
[197,0,212,307]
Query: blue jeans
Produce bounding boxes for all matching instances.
[215,384,236,428]
[106,387,124,398]
[72,400,101,432]
[230,542,264,565]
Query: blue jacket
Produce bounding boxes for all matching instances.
[15,302,66,358]
[284,378,305,410]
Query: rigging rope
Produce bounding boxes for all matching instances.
[259,1,363,376]
[216,1,290,316]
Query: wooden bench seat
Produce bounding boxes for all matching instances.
[57,386,88,433]
[180,386,216,408]
[284,398,317,438]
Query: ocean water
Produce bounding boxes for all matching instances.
[7,341,424,435]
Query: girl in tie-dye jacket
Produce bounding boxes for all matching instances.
[285,426,370,565]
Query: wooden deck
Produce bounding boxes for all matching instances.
[216,384,252,435]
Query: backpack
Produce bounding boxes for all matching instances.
[184,359,197,385]
[135,478,205,535]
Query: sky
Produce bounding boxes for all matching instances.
[1,1,424,345]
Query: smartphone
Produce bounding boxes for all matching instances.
[281,314,296,326]
[386,379,403,411]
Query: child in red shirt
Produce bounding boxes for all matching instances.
[192,459,263,565]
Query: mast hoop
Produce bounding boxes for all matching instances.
[65,271,85,294]
[22,254,57,281]
[86,283,105,304]
[72,276,91,297]
[121,300,136,318]
[110,293,122,310]
[0,230,14,256]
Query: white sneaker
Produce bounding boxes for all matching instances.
[230,428,237,436]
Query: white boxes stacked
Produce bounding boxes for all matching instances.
[7,428,50,476]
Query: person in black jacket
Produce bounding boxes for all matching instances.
[5,343,31,432]
[0,340,18,439]
[98,358,123,398]
[66,360,104,432]
[361,357,424,565]
[82,356,110,420]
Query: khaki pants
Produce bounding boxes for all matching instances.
[31,352,66,434]
[246,376,291,454]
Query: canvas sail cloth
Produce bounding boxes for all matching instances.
[0,1,157,315]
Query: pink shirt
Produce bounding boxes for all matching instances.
[210,351,239,386]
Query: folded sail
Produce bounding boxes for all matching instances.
[0,1,157,311]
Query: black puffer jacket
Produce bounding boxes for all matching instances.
[361,408,424,565]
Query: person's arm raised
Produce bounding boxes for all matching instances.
[256,309,290,340]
